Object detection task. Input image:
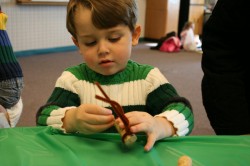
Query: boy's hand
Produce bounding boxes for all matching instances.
[63,104,115,134]
[115,111,175,151]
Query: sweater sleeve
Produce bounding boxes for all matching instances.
[36,105,76,132]
[156,102,194,136]
[145,68,194,136]
[36,70,80,132]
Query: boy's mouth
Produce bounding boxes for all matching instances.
[99,60,115,68]
[100,59,113,64]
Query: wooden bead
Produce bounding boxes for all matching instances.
[177,155,192,166]
[114,122,137,146]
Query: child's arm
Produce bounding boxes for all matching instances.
[156,101,193,136]
[115,102,192,152]
[36,70,81,131]
[0,105,10,128]
[116,67,194,151]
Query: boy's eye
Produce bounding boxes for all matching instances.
[85,41,96,46]
[109,37,121,42]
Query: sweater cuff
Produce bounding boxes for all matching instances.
[47,106,76,133]
[156,110,190,136]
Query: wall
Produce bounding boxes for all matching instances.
[0,0,146,53]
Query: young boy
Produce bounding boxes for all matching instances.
[0,5,24,128]
[36,0,194,151]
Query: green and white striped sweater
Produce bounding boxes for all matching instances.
[37,60,194,136]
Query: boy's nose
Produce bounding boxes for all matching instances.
[97,40,110,56]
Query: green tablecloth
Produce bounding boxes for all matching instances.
[0,126,250,166]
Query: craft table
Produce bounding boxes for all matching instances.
[0,126,249,166]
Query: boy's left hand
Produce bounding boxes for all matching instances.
[115,111,174,151]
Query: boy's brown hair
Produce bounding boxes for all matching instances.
[66,0,138,39]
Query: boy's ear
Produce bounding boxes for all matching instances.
[132,25,141,46]
[72,36,79,47]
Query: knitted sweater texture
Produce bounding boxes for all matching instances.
[37,60,194,136]
[0,12,23,80]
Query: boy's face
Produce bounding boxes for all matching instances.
[72,5,141,76]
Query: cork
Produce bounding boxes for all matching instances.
[114,122,137,146]
[177,155,192,166]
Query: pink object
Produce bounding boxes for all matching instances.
[159,36,181,52]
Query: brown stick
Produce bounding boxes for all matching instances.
[94,82,137,145]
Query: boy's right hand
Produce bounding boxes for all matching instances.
[62,104,115,134]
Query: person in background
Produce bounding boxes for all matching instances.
[150,31,177,50]
[201,0,250,135]
[0,5,24,128]
[180,21,201,51]
[150,31,181,53]
[36,0,194,151]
